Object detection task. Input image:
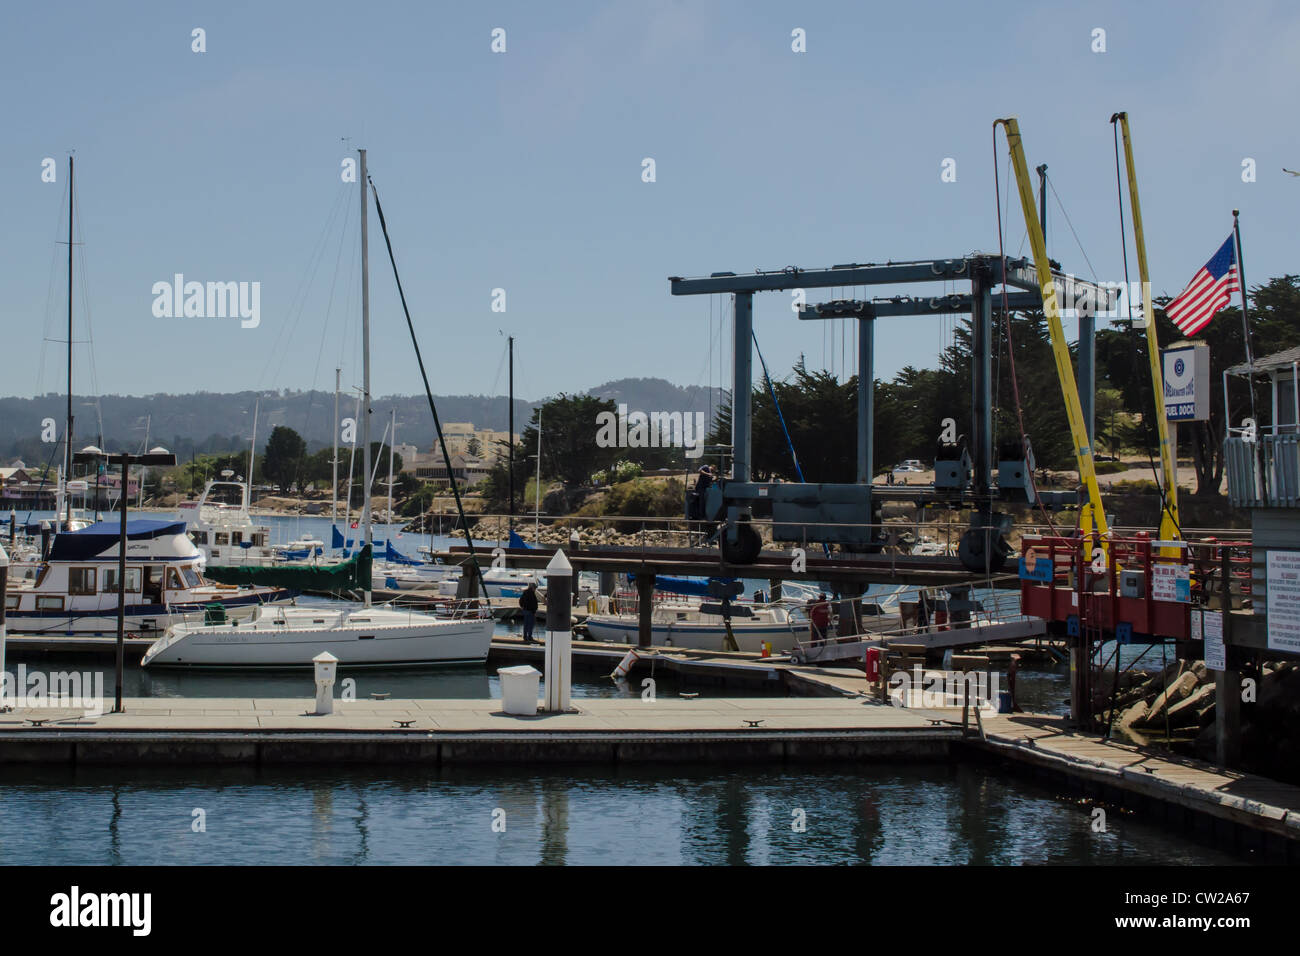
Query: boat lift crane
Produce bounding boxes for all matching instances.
[995,116,1112,547]
[669,248,1115,571]
[1112,111,1182,550]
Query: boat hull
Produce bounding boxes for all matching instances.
[141,608,494,668]
[583,615,803,652]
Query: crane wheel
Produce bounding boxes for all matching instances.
[958,528,1012,573]
[720,523,762,565]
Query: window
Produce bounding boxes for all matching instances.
[181,567,203,589]
[252,534,266,547]
[103,567,142,593]
[167,567,184,591]
[214,532,229,546]
[3,595,17,610]
[68,567,96,595]
[143,567,162,603]
[231,531,243,545]
[36,596,64,611]
[192,531,208,544]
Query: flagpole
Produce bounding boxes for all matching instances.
[1232,209,1256,424]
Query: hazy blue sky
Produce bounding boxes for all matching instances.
[4,0,1296,408]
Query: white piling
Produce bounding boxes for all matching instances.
[544,549,574,712]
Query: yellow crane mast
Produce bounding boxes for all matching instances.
[994,117,1110,542]
[1112,111,1181,549]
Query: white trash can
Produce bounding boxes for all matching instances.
[498,665,540,716]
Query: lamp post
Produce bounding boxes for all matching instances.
[73,445,176,714]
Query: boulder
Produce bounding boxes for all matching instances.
[1141,671,1200,725]
[1166,683,1215,727]
[1117,700,1149,730]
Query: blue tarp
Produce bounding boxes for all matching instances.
[48,519,188,562]
[508,529,532,550]
[624,574,736,598]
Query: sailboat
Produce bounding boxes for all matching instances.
[142,149,495,668]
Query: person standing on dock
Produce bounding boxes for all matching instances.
[520,582,540,644]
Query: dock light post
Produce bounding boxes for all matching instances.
[543,549,574,712]
[73,446,177,714]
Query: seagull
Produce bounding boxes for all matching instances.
[1285,168,1300,177]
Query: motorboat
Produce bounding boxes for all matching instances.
[584,597,809,652]
[179,479,279,566]
[3,518,291,637]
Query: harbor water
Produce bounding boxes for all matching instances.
[0,763,1250,866]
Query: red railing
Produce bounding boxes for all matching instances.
[1018,532,1251,641]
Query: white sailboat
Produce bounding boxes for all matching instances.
[143,149,494,668]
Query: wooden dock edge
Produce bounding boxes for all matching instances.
[962,734,1300,859]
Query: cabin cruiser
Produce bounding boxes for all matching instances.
[178,479,278,567]
[3,518,292,637]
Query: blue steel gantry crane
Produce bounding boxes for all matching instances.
[668,255,1115,571]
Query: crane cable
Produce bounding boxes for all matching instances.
[993,128,1059,535]
[1112,119,1182,541]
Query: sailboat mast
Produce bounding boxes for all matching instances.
[388,408,395,527]
[332,367,340,527]
[359,148,373,603]
[508,335,514,530]
[64,154,75,531]
[246,399,258,509]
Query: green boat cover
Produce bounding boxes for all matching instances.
[204,545,372,593]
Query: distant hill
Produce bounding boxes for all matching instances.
[0,378,727,463]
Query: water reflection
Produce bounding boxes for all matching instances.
[0,763,1254,867]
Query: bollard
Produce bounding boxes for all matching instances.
[498,665,540,716]
[544,550,574,712]
[313,651,338,715]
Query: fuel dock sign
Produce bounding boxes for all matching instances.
[1162,343,1209,422]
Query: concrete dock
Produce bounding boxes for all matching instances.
[0,695,956,764]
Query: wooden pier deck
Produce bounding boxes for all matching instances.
[969,711,1300,857]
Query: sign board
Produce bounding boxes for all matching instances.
[1151,563,1191,603]
[1162,342,1210,422]
[1266,550,1300,653]
[1018,549,1054,582]
[1202,610,1225,671]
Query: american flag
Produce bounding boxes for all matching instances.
[1165,234,1240,336]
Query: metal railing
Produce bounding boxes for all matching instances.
[1225,434,1300,508]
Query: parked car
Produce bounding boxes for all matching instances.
[892,460,925,473]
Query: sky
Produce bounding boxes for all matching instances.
[3,0,1296,410]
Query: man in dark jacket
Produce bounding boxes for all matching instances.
[519,582,540,644]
